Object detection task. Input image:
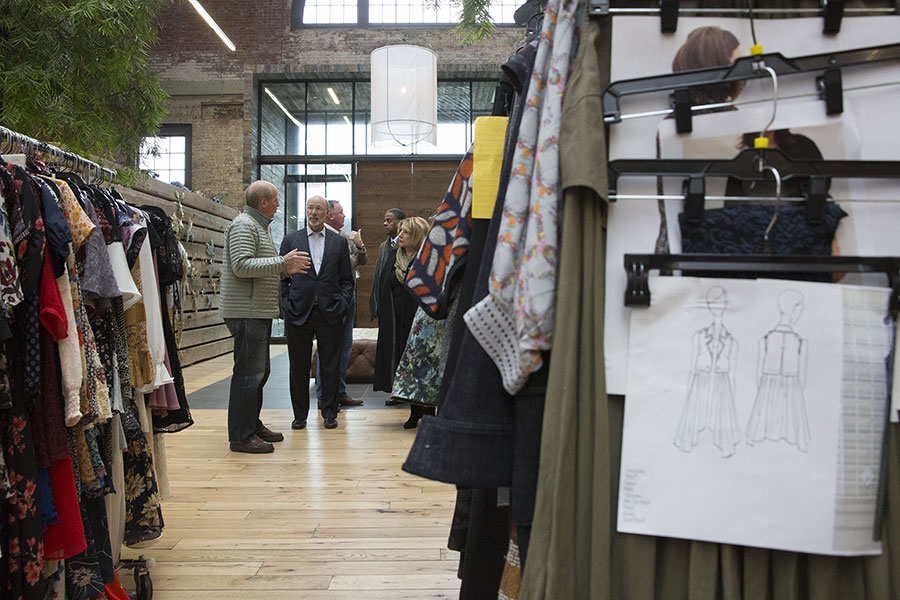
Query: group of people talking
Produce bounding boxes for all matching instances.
[220,180,435,453]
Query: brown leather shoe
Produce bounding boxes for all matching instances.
[339,395,364,406]
[229,435,274,454]
[256,424,284,443]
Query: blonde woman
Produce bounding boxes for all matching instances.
[373,216,430,399]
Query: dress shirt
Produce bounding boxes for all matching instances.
[391,235,398,248]
[307,225,326,273]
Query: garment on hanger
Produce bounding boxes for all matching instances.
[679,203,847,281]
[465,0,582,396]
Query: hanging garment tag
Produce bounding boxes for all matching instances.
[472,116,509,219]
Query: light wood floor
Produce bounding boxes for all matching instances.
[121,349,461,599]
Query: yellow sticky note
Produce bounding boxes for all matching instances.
[473,116,509,219]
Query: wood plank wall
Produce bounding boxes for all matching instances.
[354,159,460,327]
[115,178,240,367]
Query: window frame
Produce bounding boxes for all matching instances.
[139,124,192,188]
[290,0,520,28]
[256,77,495,162]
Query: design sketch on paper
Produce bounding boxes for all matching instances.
[745,290,811,452]
[674,286,742,458]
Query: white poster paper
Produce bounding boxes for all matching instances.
[619,276,891,555]
[605,15,900,395]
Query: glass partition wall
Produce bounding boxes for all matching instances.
[258,77,494,337]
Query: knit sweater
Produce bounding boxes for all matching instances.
[219,206,286,319]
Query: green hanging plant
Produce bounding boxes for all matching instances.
[0,0,168,181]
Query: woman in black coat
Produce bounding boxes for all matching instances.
[372,217,430,397]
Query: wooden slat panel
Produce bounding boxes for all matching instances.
[354,160,458,328]
[179,337,233,366]
[115,186,233,232]
[183,240,225,261]
[129,177,239,221]
[183,226,226,248]
[180,324,231,348]
[181,310,224,330]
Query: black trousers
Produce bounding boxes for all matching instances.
[224,318,271,442]
[286,307,344,421]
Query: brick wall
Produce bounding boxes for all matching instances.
[163,95,245,206]
[149,0,523,210]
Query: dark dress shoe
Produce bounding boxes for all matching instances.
[229,435,274,454]
[291,419,307,430]
[339,395,364,406]
[324,417,338,429]
[256,424,284,442]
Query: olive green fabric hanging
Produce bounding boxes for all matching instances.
[521,5,900,598]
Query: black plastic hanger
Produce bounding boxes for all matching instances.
[608,148,900,224]
[623,253,900,313]
[603,43,900,131]
[588,0,897,34]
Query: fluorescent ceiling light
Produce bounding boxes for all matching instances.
[327,87,341,104]
[264,88,302,128]
[343,116,352,126]
[188,0,236,51]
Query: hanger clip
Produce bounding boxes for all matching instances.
[817,68,843,114]
[659,0,678,33]
[683,176,705,225]
[822,0,844,34]
[588,0,609,16]
[804,175,829,225]
[625,256,651,307]
[672,88,693,133]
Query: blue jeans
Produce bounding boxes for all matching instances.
[316,295,355,401]
[224,318,271,442]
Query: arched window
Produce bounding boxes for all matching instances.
[291,0,519,27]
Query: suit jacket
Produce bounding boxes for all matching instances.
[369,238,394,320]
[280,227,354,326]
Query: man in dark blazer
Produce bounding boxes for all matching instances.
[280,195,354,430]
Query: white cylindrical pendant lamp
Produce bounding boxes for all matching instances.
[370,45,437,147]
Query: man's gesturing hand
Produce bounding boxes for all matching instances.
[283,249,311,274]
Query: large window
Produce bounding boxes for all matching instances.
[259,79,495,159]
[292,0,519,26]
[139,125,192,188]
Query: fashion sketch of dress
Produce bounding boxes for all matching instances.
[674,286,741,458]
[745,290,811,451]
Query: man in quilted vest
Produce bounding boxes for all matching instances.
[221,180,309,453]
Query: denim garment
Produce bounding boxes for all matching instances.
[403,41,540,489]
[224,318,271,442]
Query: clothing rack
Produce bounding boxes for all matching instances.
[588,0,899,33]
[0,124,117,183]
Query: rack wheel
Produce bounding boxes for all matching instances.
[135,570,152,600]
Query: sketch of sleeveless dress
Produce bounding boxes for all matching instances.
[674,324,741,458]
[745,326,811,451]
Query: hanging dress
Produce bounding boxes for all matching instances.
[391,307,445,407]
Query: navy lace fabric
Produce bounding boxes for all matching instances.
[679,202,847,282]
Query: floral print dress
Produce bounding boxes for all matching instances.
[391,307,445,407]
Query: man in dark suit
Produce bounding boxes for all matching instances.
[280,195,354,430]
[368,208,406,321]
